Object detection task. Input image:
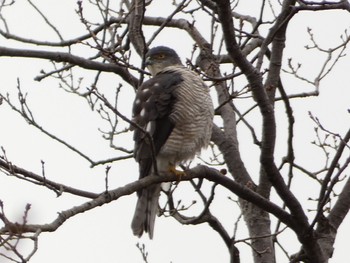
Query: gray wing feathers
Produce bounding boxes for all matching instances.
[131,69,183,238]
[131,65,213,239]
[131,184,161,239]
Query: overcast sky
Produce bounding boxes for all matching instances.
[0,1,350,262]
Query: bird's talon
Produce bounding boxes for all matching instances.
[169,165,186,179]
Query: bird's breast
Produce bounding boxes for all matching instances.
[158,68,214,164]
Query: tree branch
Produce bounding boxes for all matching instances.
[328,175,350,229]
[0,46,138,87]
[0,165,296,235]
[0,158,98,199]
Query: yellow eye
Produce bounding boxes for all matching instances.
[157,53,165,59]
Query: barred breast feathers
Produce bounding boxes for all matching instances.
[157,66,214,163]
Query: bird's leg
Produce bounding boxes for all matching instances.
[168,164,186,178]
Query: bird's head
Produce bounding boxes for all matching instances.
[144,46,182,76]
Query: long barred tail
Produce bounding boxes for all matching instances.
[131,184,161,239]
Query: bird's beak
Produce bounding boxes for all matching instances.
[144,57,153,66]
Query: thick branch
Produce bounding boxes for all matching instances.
[212,0,329,262]
[328,176,350,229]
[212,0,307,225]
[128,0,147,55]
[257,1,291,199]
[295,0,350,12]
[0,165,296,234]
[211,125,252,184]
[0,46,138,87]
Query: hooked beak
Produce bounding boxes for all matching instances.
[144,57,153,67]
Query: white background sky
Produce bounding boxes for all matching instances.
[0,1,349,262]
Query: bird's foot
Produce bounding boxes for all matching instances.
[168,165,186,179]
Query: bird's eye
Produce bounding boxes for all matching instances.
[157,53,165,59]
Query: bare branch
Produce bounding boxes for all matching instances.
[27,0,64,41]
[0,165,295,235]
[0,46,138,87]
[311,127,350,229]
[0,157,99,199]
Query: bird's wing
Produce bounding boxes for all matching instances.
[132,69,183,180]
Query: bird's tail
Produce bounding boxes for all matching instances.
[131,184,161,239]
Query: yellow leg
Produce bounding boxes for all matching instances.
[168,164,186,178]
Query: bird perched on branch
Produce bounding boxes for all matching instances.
[131,46,214,239]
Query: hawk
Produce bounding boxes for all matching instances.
[131,46,214,239]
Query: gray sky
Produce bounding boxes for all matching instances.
[0,1,349,262]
